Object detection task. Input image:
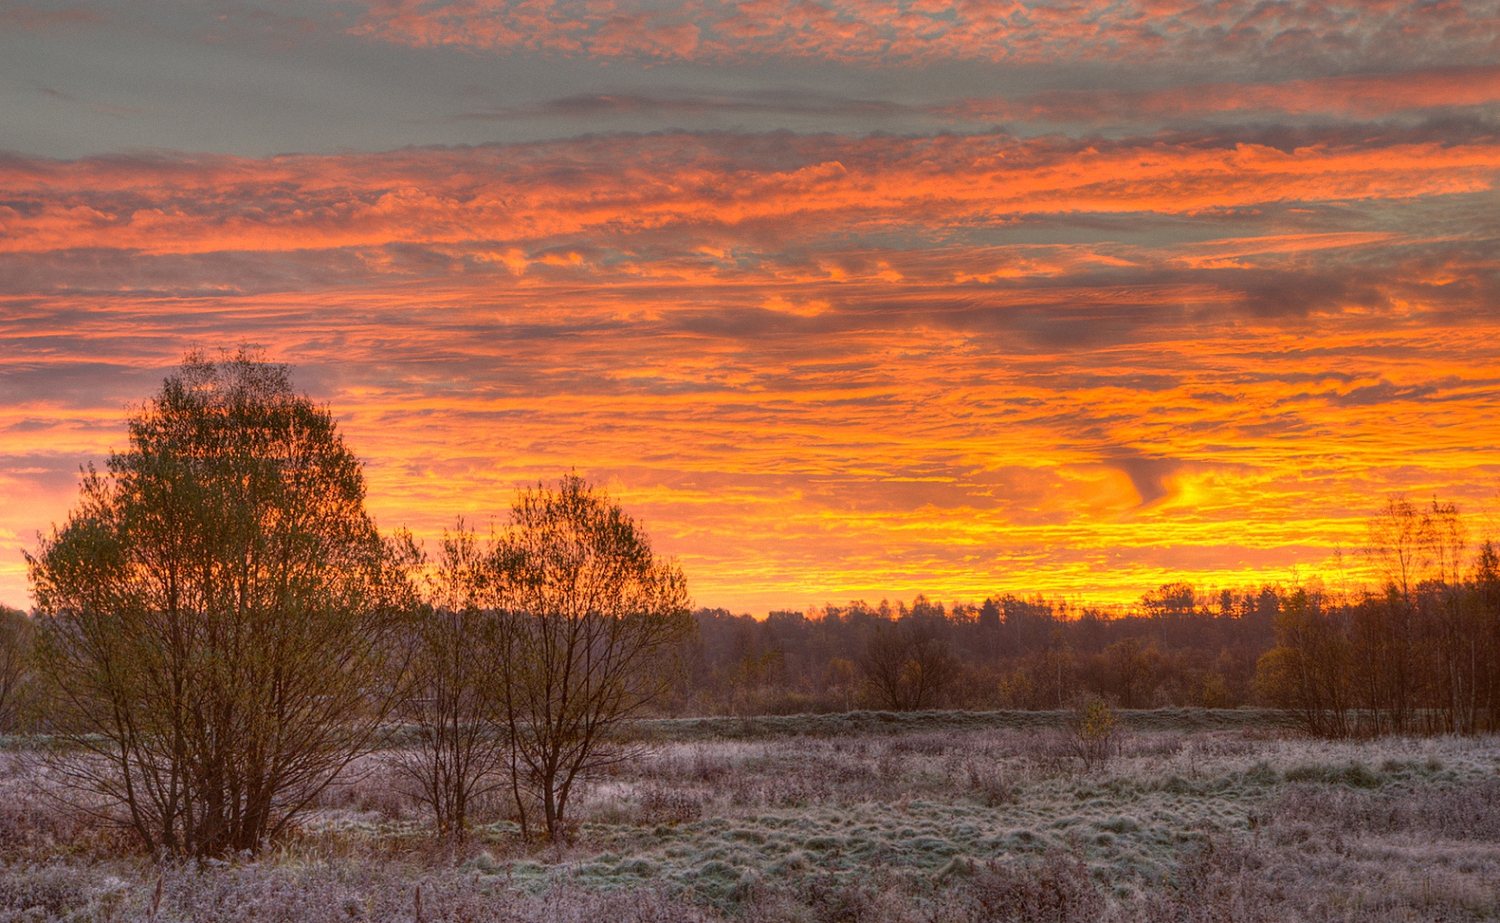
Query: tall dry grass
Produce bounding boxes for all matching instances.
[0,716,1495,921]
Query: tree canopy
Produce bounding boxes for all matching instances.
[27,351,413,857]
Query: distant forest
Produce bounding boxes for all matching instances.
[676,584,1279,716]
[9,538,1500,740]
[678,496,1500,739]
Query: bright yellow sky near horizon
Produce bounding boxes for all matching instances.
[3,2,1499,614]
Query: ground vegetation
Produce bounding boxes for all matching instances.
[0,713,1495,922]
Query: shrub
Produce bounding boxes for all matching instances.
[964,761,1019,807]
[1282,761,1382,789]
[1143,839,1275,923]
[636,788,703,826]
[1067,698,1118,772]
[966,849,1104,923]
[0,866,89,917]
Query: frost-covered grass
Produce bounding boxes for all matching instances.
[552,726,1500,909]
[1,714,1499,921]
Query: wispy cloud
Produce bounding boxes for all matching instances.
[449,66,1500,128]
[0,4,102,31]
[3,127,1494,258]
[348,0,1500,71]
[939,66,1500,124]
[453,89,913,121]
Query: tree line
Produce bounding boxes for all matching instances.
[674,586,1279,716]
[671,497,1500,739]
[1255,498,1500,737]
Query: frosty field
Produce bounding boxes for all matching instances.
[2,711,1498,922]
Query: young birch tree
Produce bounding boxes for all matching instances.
[493,476,692,841]
[390,523,509,839]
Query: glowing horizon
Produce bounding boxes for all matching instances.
[2,1,1498,614]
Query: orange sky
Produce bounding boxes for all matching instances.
[2,1,1499,613]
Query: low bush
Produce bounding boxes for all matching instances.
[1282,761,1383,789]
[964,849,1104,923]
[1142,839,1275,923]
[1272,777,1500,841]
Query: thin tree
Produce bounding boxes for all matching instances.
[389,523,509,840]
[1099,637,1161,709]
[858,617,957,711]
[27,351,413,858]
[1254,587,1352,738]
[492,475,692,841]
[1368,495,1428,605]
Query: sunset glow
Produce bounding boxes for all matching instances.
[2,0,1498,613]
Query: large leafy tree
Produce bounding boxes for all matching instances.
[27,352,412,858]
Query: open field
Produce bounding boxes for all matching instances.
[1,710,1498,921]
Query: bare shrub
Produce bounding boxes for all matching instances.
[690,751,732,784]
[859,620,958,711]
[1272,777,1500,841]
[1194,733,1261,757]
[0,865,91,919]
[317,761,414,824]
[1142,838,1275,923]
[963,761,1019,807]
[1067,697,1118,772]
[636,787,703,826]
[965,849,1104,923]
[149,866,723,923]
[389,526,507,840]
[493,476,694,841]
[0,799,94,860]
[886,732,954,756]
[1119,732,1183,759]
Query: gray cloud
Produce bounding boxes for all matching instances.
[1104,454,1184,507]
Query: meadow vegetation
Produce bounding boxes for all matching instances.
[0,714,1497,921]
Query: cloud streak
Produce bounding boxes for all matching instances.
[349,0,1500,72]
[940,66,1500,124]
[3,126,1495,259]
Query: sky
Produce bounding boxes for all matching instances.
[2,0,1499,614]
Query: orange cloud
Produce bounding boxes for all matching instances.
[943,66,1500,123]
[2,129,1496,259]
[2,123,1499,613]
[347,0,1500,70]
